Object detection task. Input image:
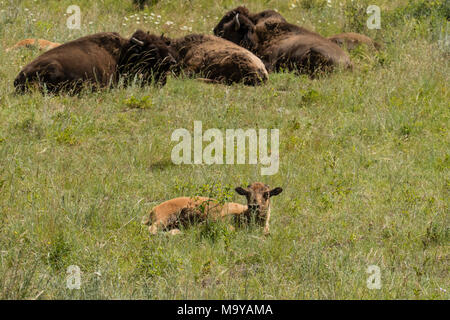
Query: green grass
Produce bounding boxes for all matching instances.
[0,0,448,299]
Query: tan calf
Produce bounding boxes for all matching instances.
[142,196,247,235]
[142,182,283,235]
[6,39,61,52]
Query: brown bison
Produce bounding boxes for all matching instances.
[327,32,382,51]
[214,6,352,75]
[166,34,268,85]
[14,30,177,94]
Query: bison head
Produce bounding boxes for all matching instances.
[119,30,177,86]
[235,182,283,229]
[213,6,250,36]
[214,9,258,51]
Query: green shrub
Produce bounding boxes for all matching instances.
[123,95,153,109]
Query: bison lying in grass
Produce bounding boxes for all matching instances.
[142,182,282,235]
[214,6,352,76]
[142,196,248,235]
[14,30,177,94]
[166,34,268,85]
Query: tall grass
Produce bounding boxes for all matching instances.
[0,0,448,299]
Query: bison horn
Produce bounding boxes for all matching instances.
[234,13,240,31]
[131,37,144,46]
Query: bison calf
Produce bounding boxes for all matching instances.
[6,39,61,52]
[14,30,176,94]
[142,197,248,235]
[142,182,283,235]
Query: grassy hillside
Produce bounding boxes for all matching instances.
[0,0,448,299]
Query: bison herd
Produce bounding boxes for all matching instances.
[10,6,381,234]
[13,6,381,94]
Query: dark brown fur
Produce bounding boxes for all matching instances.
[213,6,286,37]
[250,9,287,24]
[117,30,178,86]
[14,30,176,94]
[214,7,352,75]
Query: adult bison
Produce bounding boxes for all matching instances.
[14,30,177,94]
[166,34,268,85]
[214,6,352,75]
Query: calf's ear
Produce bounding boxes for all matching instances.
[235,187,249,196]
[269,187,283,197]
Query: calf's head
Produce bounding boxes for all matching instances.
[120,30,177,85]
[235,182,282,228]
